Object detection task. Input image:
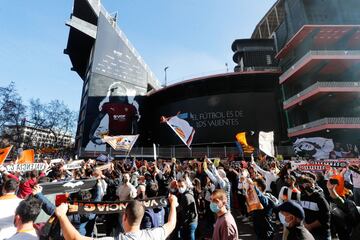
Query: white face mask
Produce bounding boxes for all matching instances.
[279,212,289,227]
[178,187,187,194]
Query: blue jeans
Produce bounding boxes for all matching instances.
[180,223,198,240]
[78,214,96,237]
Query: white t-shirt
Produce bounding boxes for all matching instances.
[7,229,38,240]
[0,194,22,240]
[98,227,166,240]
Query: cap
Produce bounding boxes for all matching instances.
[276,201,305,220]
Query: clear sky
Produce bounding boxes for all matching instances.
[0,0,276,111]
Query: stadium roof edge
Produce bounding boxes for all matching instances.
[148,70,281,96]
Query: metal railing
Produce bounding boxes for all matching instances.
[234,66,281,72]
[280,50,360,82]
[284,82,360,106]
[288,117,360,134]
[80,145,295,159]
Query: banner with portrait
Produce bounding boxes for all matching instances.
[293,137,334,160]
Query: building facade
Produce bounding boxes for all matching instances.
[252,0,360,145]
[2,125,73,148]
[65,0,160,156]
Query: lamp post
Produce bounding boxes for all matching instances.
[164,66,169,87]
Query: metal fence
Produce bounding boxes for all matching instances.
[81,145,295,159]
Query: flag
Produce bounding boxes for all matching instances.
[293,137,334,160]
[163,115,195,149]
[0,146,13,165]
[153,143,157,160]
[235,141,244,157]
[16,149,35,164]
[236,132,254,153]
[103,135,139,152]
[259,131,275,158]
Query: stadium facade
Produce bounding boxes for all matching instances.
[65,0,160,157]
[251,0,360,144]
[66,0,360,158]
[145,71,285,147]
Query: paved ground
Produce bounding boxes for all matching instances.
[232,209,282,240]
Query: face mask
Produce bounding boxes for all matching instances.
[210,202,221,213]
[279,212,289,227]
[178,187,187,194]
[170,188,177,193]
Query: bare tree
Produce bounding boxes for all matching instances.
[0,82,26,148]
[27,99,77,148]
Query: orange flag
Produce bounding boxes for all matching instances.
[16,149,35,164]
[0,146,13,165]
[236,132,254,153]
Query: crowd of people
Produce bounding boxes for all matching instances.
[0,156,360,240]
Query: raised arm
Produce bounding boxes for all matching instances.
[55,204,91,240]
[252,162,268,177]
[163,194,178,238]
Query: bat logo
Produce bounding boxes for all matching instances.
[63,181,84,189]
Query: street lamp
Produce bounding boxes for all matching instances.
[164,66,169,87]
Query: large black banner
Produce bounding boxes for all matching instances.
[68,197,168,214]
[156,92,280,145]
[39,179,97,195]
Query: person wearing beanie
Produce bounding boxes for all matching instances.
[277,201,315,240]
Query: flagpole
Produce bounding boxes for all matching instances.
[124,149,131,162]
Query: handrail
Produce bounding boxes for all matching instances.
[280,50,360,82]
[288,117,360,133]
[284,82,360,105]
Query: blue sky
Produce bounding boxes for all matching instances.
[0,0,276,111]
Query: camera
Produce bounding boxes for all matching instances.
[329,178,339,185]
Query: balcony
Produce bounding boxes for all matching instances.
[276,25,360,59]
[288,117,360,137]
[283,82,360,110]
[279,50,360,84]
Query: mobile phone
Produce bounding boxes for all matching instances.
[329,179,339,185]
[55,194,68,206]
